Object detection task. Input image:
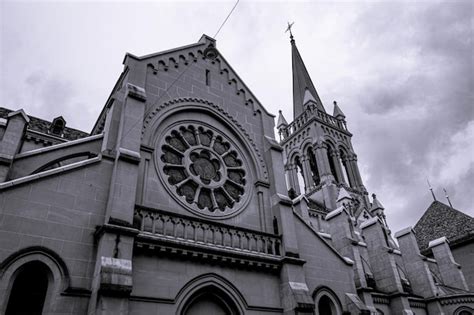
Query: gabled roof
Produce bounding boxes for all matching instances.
[414,201,474,251]
[336,186,352,204]
[291,38,324,118]
[0,107,88,141]
[123,34,274,118]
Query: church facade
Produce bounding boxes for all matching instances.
[0,34,473,315]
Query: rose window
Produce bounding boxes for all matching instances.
[159,125,247,217]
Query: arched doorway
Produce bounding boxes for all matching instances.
[6,261,50,315]
[182,290,239,315]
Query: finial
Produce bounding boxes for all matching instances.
[443,188,453,208]
[333,100,346,119]
[285,21,295,41]
[372,193,376,199]
[427,179,437,201]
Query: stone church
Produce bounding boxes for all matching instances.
[0,34,473,315]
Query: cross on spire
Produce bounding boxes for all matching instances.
[285,21,294,40]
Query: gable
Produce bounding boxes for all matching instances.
[124,34,274,119]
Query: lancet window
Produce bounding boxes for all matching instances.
[294,156,305,194]
[307,148,320,186]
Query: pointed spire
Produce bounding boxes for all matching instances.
[333,101,345,119]
[277,110,288,129]
[370,193,385,213]
[291,37,324,118]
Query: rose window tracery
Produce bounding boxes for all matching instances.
[159,125,247,218]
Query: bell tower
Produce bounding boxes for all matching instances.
[278,34,369,211]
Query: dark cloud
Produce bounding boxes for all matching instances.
[346,1,473,231]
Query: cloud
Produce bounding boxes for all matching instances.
[0,0,472,233]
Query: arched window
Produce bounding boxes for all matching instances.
[307,148,320,186]
[0,247,70,315]
[294,156,305,193]
[6,261,50,315]
[318,295,339,315]
[314,287,342,315]
[326,146,338,182]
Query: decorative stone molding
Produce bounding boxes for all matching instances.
[158,123,249,218]
[142,97,268,181]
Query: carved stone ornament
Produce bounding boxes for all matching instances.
[157,124,249,218]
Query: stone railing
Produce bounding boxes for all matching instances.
[282,104,347,141]
[134,206,282,257]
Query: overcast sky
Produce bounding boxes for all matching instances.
[1,0,472,233]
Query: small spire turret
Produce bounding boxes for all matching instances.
[370,194,385,215]
[333,101,345,120]
[277,110,289,141]
[277,110,288,129]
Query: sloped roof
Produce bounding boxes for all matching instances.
[0,107,89,141]
[414,201,474,251]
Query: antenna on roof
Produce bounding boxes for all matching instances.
[427,179,437,201]
[443,188,453,208]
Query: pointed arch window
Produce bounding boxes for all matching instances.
[294,156,305,194]
[307,148,320,186]
[326,146,339,182]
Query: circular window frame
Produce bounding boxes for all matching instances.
[155,121,253,219]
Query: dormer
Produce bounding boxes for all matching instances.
[49,116,66,136]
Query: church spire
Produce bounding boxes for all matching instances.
[290,35,324,118]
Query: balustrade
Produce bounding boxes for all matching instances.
[134,206,281,256]
[282,104,347,141]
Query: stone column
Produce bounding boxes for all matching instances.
[313,144,335,185]
[341,155,356,188]
[348,154,365,190]
[301,155,314,192]
[285,164,297,196]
